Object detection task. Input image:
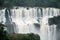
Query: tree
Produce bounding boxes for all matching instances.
[0,23,9,40]
[0,0,59,8]
[48,15,60,30]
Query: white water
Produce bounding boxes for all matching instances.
[0,7,60,40]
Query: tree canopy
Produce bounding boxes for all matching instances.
[0,0,60,8]
[0,23,9,40]
[48,15,60,30]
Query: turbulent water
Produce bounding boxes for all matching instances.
[0,7,60,40]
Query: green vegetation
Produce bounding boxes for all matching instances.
[48,15,60,30]
[8,33,40,40]
[0,0,60,8]
[57,0,60,8]
[0,23,9,40]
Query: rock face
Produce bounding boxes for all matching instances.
[0,7,60,40]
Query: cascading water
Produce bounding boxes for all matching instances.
[0,7,60,40]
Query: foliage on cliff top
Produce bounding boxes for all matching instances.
[48,15,60,30]
[8,33,40,40]
[0,0,60,8]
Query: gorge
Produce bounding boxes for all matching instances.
[0,7,60,40]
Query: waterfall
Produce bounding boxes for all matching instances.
[0,9,6,23]
[0,7,60,40]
